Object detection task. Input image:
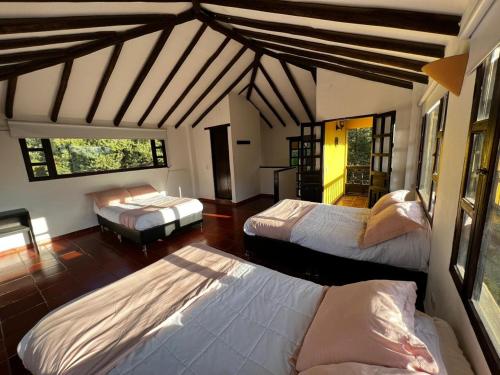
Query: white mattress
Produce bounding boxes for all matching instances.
[244,203,431,272]
[95,193,203,231]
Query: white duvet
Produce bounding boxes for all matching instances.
[244,203,431,272]
[95,193,203,231]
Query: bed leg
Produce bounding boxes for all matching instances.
[142,245,148,255]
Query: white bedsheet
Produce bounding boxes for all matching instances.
[244,203,430,272]
[95,193,203,231]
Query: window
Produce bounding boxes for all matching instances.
[450,46,500,374]
[20,137,167,181]
[416,94,448,220]
[288,136,301,167]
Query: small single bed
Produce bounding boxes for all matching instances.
[89,185,203,252]
[18,243,472,375]
[243,196,430,307]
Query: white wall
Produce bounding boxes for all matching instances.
[261,119,300,166]
[228,93,261,202]
[0,127,192,251]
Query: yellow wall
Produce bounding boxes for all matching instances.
[323,120,346,204]
[322,117,373,204]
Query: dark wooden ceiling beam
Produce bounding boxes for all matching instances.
[0,18,179,81]
[156,35,230,127]
[253,84,286,127]
[237,28,427,72]
[238,83,249,95]
[138,23,208,126]
[86,42,123,124]
[258,62,299,125]
[114,26,174,126]
[246,52,261,100]
[0,31,117,50]
[191,61,254,128]
[278,53,413,90]
[0,48,65,64]
[256,40,428,84]
[208,12,445,58]
[173,45,247,128]
[280,60,314,122]
[50,60,73,122]
[0,14,176,34]
[201,0,460,35]
[5,77,17,119]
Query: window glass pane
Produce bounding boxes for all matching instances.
[419,105,439,206]
[429,181,437,216]
[465,133,485,203]
[456,212,473,278]
[32,165,49,178]
[25,138,43,149]
[472,142,500,354]
[477,47,499,121]
[433,138,442,174]
[50,138,155,175]
[29,151,46,163]
[154,140,163,148]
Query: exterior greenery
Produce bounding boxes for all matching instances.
[347,128,371,166]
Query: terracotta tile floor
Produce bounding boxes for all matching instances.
[0,196,275,375]
[336,194,369,208]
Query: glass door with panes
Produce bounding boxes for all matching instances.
[298,122,324,202]
[368,111,395,207]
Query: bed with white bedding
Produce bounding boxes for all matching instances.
[243,199,430,307]
[18,243,472,375]
[92,187,203,251]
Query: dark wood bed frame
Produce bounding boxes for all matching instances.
[97,215,202,254]
[244,233,428,309]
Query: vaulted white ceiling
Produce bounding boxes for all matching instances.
[0,1,473,129]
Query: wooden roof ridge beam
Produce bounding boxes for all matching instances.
[253,84,286,127]
[278,53,413,90]
[0,13,180,35]
[5,77,16,119]
[258,62,299,125]
[139,22,208,126]
[246,52,262,100]
[208,12,445,58]
[237,28,427,72]
[114,26,174,126]
[201,0,460,35]
[172,45,247,129]
[0,31,117,50]
[86,42,123,124]
[51,59,73,122]
[0,18,180,82]
[256,40,428,84]
[156,35,230,127]
[280,60,314,122]
[191,61,254,128]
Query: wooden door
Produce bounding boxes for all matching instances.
[210,125,232,200]
[368,111,395,207]
[298,122,324,202]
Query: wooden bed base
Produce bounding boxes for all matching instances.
[97,215,202,253]
[244,233,428,310]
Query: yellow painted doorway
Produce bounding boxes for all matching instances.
[323,116,373,204]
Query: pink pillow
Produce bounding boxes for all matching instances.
[295,280,438,374]
[88,188,130,209]
[360,202,425,249]
[299,363,429,375]
[371,190,411,216]
[126,184,159,200]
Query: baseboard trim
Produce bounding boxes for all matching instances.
[199,194,273,207]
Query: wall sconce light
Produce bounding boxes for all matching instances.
[336,121,345,131]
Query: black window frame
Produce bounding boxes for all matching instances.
[416,93,449,223]
[19,137,168,182]
[449,49,500,374]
